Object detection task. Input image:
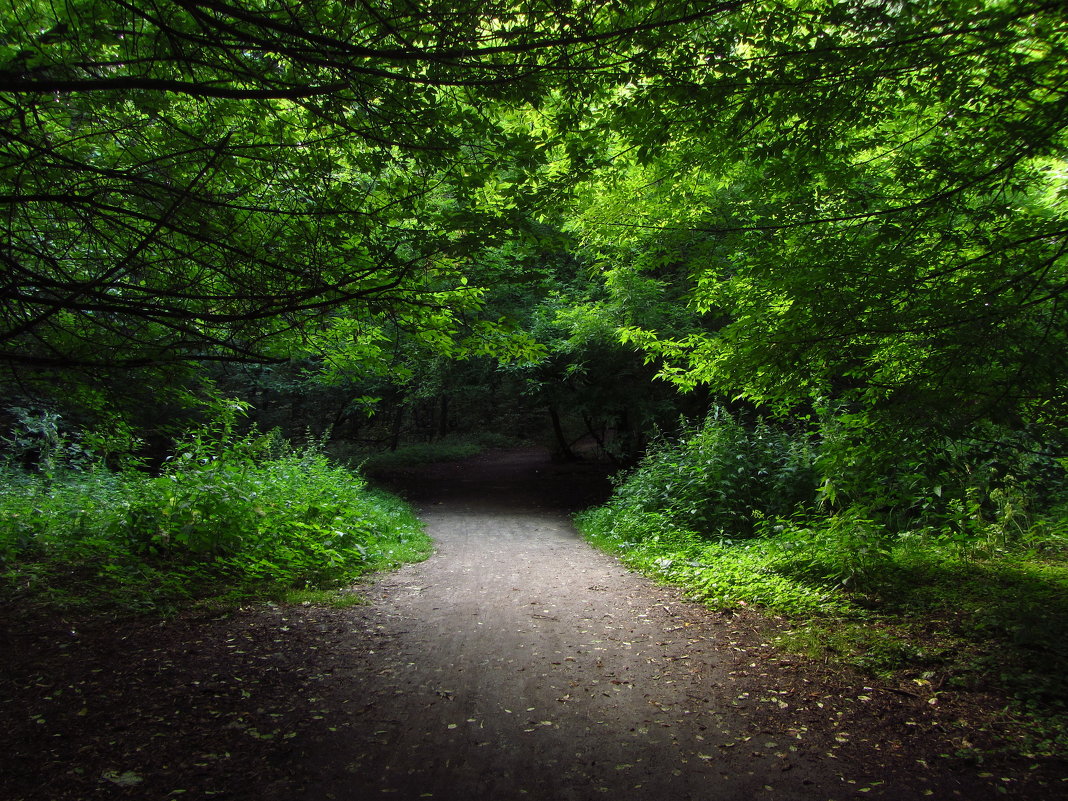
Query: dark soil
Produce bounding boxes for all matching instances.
[1,448,1065,800]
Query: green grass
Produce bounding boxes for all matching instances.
[576,504,1068,758]
[279,587,370,607]
[0,445,432,615]
[577,507,855,616]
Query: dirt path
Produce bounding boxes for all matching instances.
[295,450,1042,800]
[2,449,1061,800]
[301,491,811,799]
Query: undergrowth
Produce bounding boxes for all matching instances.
[576,408,1068,759]
[0,415,431,615]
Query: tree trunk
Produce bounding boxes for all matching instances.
[548,405,576,461]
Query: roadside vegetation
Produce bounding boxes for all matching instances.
[577,407,1068,759]
[2,0,1066,771]
[0,404,430,615]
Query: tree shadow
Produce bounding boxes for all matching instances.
[368,446,614,514]
[778,552,1068,707]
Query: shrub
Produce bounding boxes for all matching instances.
[0,415,430,612]
[606,408,818,539]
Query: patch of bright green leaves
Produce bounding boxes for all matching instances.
[577,506,851,617]
[0,424,430,614]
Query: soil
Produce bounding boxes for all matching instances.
[1,448,1066,801]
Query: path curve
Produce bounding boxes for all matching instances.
[296,450,960,800]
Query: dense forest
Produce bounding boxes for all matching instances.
[2,0,1067,758]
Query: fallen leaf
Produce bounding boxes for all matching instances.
[102,771,143,787]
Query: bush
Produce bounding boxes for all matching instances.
[577,405,1068,754]
[814,413,1068,538]
[606,408,818,539]
[0,417,431,613]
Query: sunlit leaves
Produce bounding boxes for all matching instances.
[0,0,729,379]
[565,0,1068,435]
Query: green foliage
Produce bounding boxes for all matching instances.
[512,249,701,462]
[606,408,818,538]
[280,587,369,608]
[0,0,720,385]
[774,622,930,679]
[0,417,430,613]
[564,0,1068,501]
[810,411,1068,550]
[578,396,1068,755]
[2,5,1066,755]
[578,428,1068,757]
[0,406,128,475]
[577,505,852,617]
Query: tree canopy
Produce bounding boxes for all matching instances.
[568,0,1067,433]
[0,0,721,373]
[2,0,1066,453]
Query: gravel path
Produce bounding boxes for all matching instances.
[300,507,825,800]
[5,449,1055,800]
[294,450,1010,800]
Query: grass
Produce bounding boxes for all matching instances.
[576,505,1068,759]
[279,587,370,608]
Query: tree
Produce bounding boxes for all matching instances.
[0,0,728,381]
[566,0,1067,439]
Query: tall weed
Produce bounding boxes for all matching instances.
[0,415,430,612]
[608,408,817,539]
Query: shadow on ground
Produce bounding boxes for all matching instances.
[367,446,615,513]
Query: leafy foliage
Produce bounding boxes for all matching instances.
[0,417,430,612]
[577,407,1068,753]
[564,0,1068,502]
[0,0,722,384]
[605,408,818,538]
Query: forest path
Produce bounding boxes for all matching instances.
[294,449,990,801]
[301,450,803,800]
[1,450,1052,801]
